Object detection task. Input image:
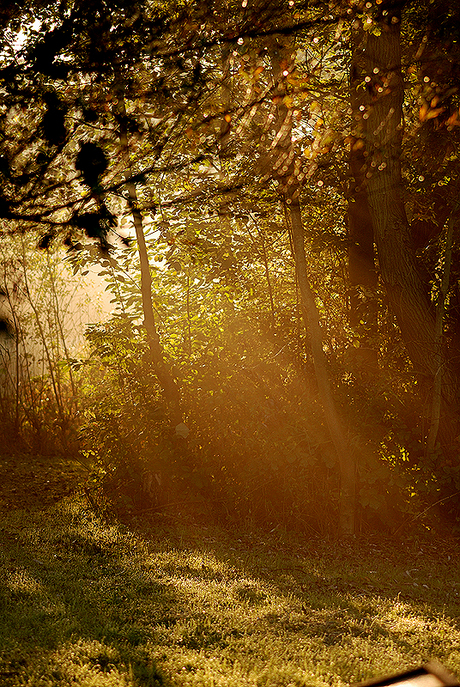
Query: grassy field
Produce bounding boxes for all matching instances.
[0,454,459,687]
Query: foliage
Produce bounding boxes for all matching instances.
[75,226,425,534]
[0,235,100,455]
[0,0,460,533]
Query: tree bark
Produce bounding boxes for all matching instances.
[287,197,356,536]
[117,97,181,421]
[269,36,356,536]
[348,25,378,373]
[426,212,455,456]
[365,2,438,379]
[363,1,460,455]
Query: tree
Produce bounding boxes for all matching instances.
[266,32,356,535]
[348,22,379,374]
[361,0,460,460]
[1,0,460,532]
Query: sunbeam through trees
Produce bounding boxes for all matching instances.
[1,0,460,537]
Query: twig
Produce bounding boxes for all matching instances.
[392,491,460,535]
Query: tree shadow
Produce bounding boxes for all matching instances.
[0,498,178,685]
[1,495,459,686]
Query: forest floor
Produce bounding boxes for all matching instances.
[0,453,460,687]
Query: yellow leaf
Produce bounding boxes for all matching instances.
[446,112,460,126]
[426,107,445,119]
[419,104,428,121]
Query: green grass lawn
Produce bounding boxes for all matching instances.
[0,463,459,687]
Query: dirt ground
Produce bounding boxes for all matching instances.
[0,453,87,514]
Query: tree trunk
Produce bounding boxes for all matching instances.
[364,1,460,450]
[348,25,378,373]
[287,197,356,536]
[117,97,181,421]
[365,2,438,378]
[269,36,356,536]
[426,212,455,456]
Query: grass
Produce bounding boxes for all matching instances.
[0,477,459,686]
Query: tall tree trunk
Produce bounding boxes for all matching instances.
[348,25,378,373]
[217,46,235,275]
[426,212,455,456]
[364,0,460,448]
[287,197,356,536]
[365,2,438,378]
[116,97,181,422]
[269,36,356,536]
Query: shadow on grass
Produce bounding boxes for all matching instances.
[0,495,459,687]
[126,511,460,682]
[0,499,177,686]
